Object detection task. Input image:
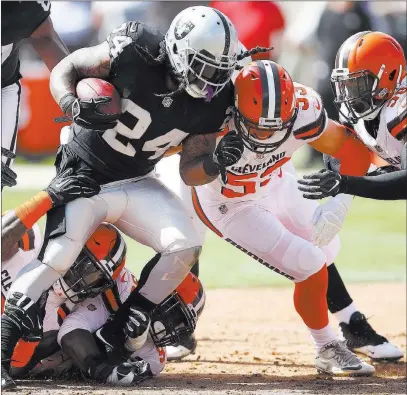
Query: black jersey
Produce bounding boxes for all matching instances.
[1,1,51,88]
[70,21,234,184]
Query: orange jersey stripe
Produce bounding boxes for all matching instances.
[104,289,119,312]
[191,187,223,238]
[388,108,407,140]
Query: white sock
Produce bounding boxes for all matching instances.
[309,324,338,352]
[334,302,358,324]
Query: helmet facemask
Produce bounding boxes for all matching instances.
[149,293,198,347]
[53,246,121,304]
[331,67,388,123]
[235,107,298,154]
[167,41,237,101]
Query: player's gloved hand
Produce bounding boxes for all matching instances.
[106,358,151,386]
[124,307,151,353]
[72,97,119,131]
[311,196,348,247]
[1,148,17,188]
[213,131,244,183]
[124,307,151,352]
[45,168,101,208]
[298,169,344,199]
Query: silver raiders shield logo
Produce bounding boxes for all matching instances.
[174,19,195,40]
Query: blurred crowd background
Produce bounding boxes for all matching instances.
[16,1,407,167]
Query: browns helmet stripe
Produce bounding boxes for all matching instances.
[213,9,230,56]
[270,62,281,118]
[256,61,270,118]
[335,31,370,69]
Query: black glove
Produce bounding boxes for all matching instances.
[124,308,151,352]
[213,131,244,183]
[298,169,345,199]
[45,168,101,207]
[1,148,17,188]
[72,97,119,131]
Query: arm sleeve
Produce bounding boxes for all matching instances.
[340,170,407,200]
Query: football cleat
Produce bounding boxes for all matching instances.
[106,359,151,386]
[166,333,197,361]
[1,363,16,390]
[315,340,375,376]
[340,311,404,361]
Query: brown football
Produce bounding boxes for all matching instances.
[76,78,121,115]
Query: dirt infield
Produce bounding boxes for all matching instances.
[13,283,406,395]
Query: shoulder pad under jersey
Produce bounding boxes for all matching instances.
[385,86,407,142]
[106,21,164,68]
[292,83,327,142]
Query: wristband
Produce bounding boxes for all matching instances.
[203,156,220,176]
[59,93,76,115]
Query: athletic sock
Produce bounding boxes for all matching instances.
[294,265,329,330]
[334,302,358,325]
[327,263,353,313]
[308,324,338,352]
[1,315,22,369]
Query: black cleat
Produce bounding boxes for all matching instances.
[340,311,403,361]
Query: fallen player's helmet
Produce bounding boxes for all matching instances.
[331,31,406,123]
[165,6,239,100]
[150,272,205,347]
[53,223,126,303]
[234,60,297,153]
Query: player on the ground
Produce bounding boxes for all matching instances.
[1,0,69,188]
[192,59,386,375]
[1,7,249,388]
[4,223,205,386]
[299,31,407,202]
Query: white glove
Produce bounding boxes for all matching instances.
[311,195,351,247]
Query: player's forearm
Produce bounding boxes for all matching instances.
[179,156,219,186]
[49,42,111,116]
[340,170,407,200]
[2,192,53,260]
[28,17,70,72]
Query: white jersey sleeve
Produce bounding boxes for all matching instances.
[292,83,328,143]
[385,86,407,143]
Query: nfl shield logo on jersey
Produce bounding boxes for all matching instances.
[219,204,228,215]
[162,97,173,107]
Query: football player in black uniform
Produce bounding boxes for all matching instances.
[1,1,70,189]
[1,6,255,388]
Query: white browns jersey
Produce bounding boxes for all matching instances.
[345,76,407,168]
[198,82,327,203]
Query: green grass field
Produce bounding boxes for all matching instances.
[2,189,406,289]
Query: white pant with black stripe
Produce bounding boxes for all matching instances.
[1,82,21,167]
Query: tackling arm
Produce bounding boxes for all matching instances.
[49,42,111,118]
[309,119,371,176]
[28,16,70,72]
[179,133,219,186]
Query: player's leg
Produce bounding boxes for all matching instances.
[1,82,21,192]
[1,83,21,165]
[99,176,202,348]
[1,192,121,374]
[276,166,403,360]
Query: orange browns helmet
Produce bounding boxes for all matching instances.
[234,60,298,153]
[331,31,406,123]
[150,272,205,347]
[53,223,127,304]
